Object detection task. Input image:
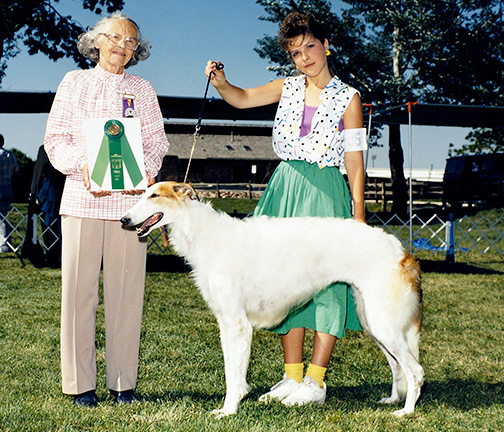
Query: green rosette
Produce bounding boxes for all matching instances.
[91,119,144,190]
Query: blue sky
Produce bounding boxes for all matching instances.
[0,0,470,169]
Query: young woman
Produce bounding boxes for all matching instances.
[205,12,366,406]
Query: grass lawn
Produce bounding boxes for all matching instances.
[0,203,503,431]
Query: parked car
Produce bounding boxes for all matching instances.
[443,153,504,208]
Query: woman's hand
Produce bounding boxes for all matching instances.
[204,60,284,109]
[82,163,111,197]
[121,172,154,195]
[205,60,226,88]
[82,164,152,197]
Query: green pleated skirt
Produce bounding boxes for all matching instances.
[253,160,362,337]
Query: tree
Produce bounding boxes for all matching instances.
[254,0,383,100]
[449,127,504,157]
[0,0,124,85]
[254,0,504,217]
[343,0,504,215]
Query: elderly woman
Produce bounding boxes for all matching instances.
[44,12,169,407]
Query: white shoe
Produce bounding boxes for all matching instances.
[259,374,300,402]
[282,376,326,406]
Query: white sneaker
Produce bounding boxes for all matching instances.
[282,376,326,406]
[259,374,300,402]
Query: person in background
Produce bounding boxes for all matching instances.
[44,12,169,407]
[205,11,366,406]
[28,145,65,267]
[0,133,19,253]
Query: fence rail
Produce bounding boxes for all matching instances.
[1,207,502,264]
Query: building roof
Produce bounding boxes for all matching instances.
[165,122,278,160]
[0,91,278,121]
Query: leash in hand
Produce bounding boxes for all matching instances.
[184,62,224,183]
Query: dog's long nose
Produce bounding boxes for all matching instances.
[121,217,131,226]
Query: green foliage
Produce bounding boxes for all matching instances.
[255,0,504,106]
[1,209,504,431]
[337,0,504,107]
[255,0,377,99]
[9,147,33,168]
[0,0,124,85]
[449,127,504,156]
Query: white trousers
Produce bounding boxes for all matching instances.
[60,216,147,395]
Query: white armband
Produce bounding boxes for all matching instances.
[342,128,368,152]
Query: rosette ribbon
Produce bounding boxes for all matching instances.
[91,119,143,190]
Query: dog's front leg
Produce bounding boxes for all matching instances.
[211,313,252,418]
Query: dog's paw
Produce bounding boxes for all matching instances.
[378,396,401,405]
[392,408,413,417]
[211,408,235,419]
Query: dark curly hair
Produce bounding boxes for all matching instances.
[278,12,328,51]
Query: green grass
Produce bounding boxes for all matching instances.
[1,207,503,431]
[209,197,258,216]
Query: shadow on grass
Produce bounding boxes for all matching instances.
[419,379,504,410]
[226,379,503,411]
[138,389,223,404]
[131,379,503,416]
[146,254,190,273]
[327,379,504,411]
[419,259,504,275]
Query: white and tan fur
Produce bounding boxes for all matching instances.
[121,181,424,418]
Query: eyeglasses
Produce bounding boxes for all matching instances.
[99,33,140,51]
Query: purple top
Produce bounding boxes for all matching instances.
[300,105,318,137]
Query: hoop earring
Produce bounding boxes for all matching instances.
[326,49,331,56]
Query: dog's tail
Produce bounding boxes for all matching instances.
[399,252,423,360]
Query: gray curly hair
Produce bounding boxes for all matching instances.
[77,12,151,68]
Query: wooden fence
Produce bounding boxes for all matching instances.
[365,178,444,210]
[193,178,444,207]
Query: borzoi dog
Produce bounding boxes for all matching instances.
[121,181,424,418]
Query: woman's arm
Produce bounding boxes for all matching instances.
[345,151,366,223]
[44,73,87,176]
[205,61,284,109]
[343,93,366,223]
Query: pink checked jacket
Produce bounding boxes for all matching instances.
[44,64,170,220]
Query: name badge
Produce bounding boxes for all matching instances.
[123,93,136,118]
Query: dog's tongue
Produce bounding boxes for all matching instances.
[137,213,163,236]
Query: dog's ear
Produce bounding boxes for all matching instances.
[173,183,199,201]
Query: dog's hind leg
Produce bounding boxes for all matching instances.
[391,324,424,417]
[352,288,408,404]
[211,312,253,418]
[372,338,408,405]
[390,344,423,417]
[372,335,424,417]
